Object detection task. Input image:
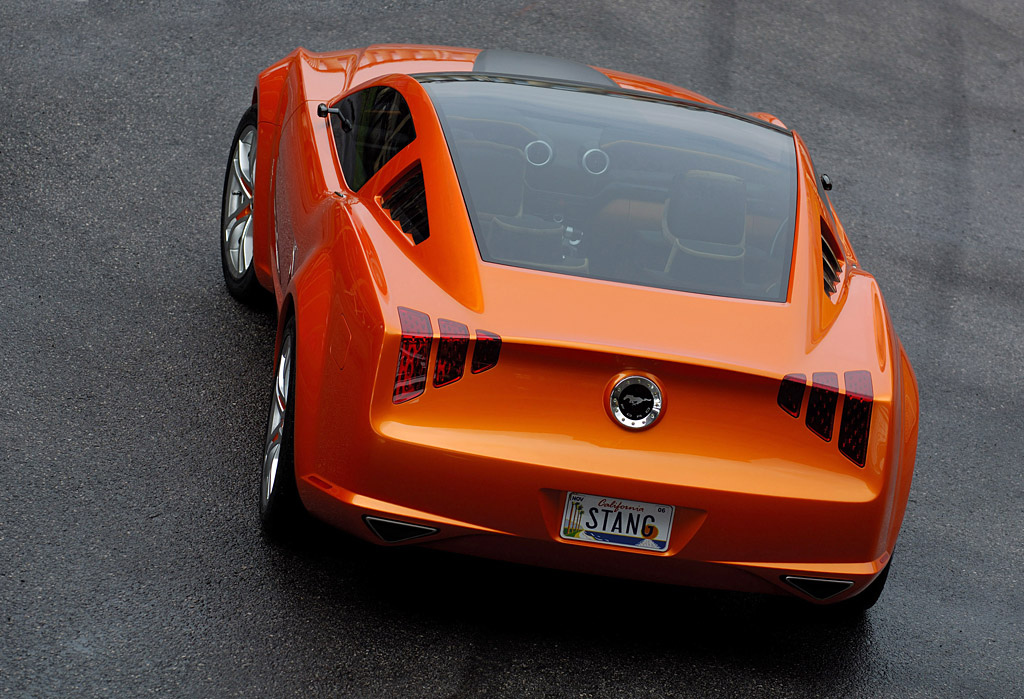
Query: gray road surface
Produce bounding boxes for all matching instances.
[1,0,1022,696]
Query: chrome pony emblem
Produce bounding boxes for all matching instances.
[609,376,663,430]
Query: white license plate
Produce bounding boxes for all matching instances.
[560,492,674,551]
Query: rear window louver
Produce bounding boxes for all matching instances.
[381,164,429,245]
[821,217,842,294]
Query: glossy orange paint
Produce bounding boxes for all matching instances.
[248,45,918,603]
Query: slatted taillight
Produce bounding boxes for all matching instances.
[777,373,807,417]
[838,370,873,466]
[471,330,501,374]
[805,372,839,441]
[393,307,432,404]
[433,319,469,388]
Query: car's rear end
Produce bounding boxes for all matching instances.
[296,253,916,603]
[290,66,918,606]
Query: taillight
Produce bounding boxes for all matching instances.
[433,319,469,388]
[777,373,807,417]
[838,370,873,466]
[393,307,432,404]
[805,372,839,441]
[471,330,501,374]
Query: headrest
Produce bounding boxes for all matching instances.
[455,140,526,217]
[665,170,747,246]
[488,214,564,263]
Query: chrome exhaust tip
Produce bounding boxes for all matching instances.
[784,575,854,600]
[363,516,439,543]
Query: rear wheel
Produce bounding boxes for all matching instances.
[220,105,264,304]
[828,555,892,615]
[259,317,304,535]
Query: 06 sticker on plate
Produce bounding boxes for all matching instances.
[560,492,674,551]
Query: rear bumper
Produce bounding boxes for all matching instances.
[296,418,895,603]
[300,474,890,602]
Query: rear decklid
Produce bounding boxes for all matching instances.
[372,245,894,493]
[354,67,892,489]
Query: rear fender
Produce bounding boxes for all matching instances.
[285,197,387,487]
[251,54,297,291]
[867,283,918,555]
[886,341,919,549]
[286,247,335,482]
[252,48,342,293]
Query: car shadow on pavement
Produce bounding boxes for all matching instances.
[262,514,876,685]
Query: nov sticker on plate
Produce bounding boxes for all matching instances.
[560,492,674,551]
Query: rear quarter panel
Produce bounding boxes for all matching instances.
[252,49,359,293]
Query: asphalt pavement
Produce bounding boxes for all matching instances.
[1,0,1022,696]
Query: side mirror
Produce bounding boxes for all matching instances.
[317,103,353,132]
[821,174,833,191]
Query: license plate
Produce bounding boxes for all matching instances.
[560,492,674,552]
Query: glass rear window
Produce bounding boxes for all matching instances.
[422,77,798,302]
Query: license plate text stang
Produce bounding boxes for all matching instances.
[560,492,674,552]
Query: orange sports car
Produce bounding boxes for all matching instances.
[220,45,919,611]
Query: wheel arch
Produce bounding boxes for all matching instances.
[279,210,392,494]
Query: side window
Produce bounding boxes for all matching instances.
[331,86,416,192]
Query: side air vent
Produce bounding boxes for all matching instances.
[381,164,429,244]
[821,217,842,294]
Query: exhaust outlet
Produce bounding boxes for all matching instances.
[363,515,439,543]
[784,575,854,600]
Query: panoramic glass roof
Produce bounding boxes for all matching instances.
[422,76,798,302]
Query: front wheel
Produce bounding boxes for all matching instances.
[220,105,265,304]
[259,317,304,535]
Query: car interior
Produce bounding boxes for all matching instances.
[447,114,796,302]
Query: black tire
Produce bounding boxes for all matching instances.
[220,104,266,305]
[259,317,304,536]
[827,555,892,615]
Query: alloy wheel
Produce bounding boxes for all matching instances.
[222,125,256,279]
[262,333,292,509]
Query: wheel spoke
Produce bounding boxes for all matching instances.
[247,140,256,183]
[225,214,244,248]
[264,444,279,500]
[238,133,253,170]
[240,215,253,270]
[226,198,251,222]
[223,207,253,279]
[264,403,280,446]
[233,145,253,199]
[262,339,291,504]
[268,417,283,446]
[235,230,247,274]
[277,348,290,399]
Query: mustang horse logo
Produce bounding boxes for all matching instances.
[622,394,652,407]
